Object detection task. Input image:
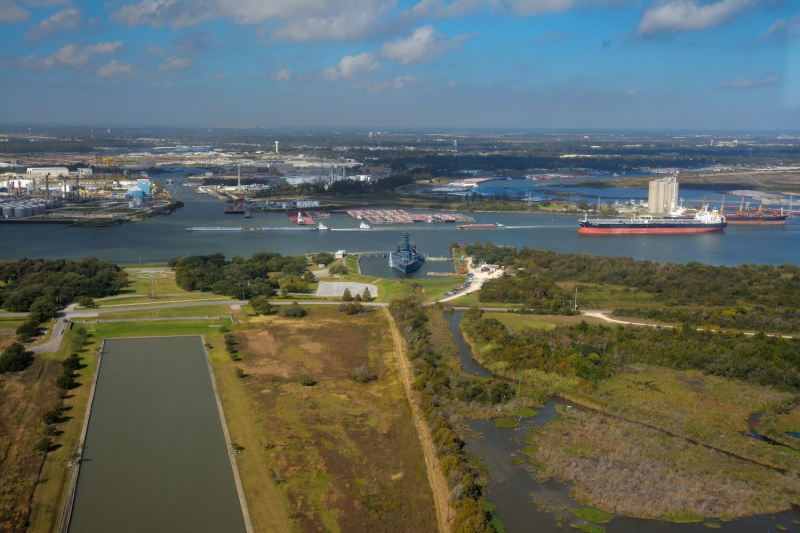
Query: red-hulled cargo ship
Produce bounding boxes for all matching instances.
[579,205,726,234]
[721,196,787,225]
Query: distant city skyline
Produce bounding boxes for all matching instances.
[0,0,798,130]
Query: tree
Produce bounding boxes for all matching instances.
[312,252,335,265]
[34,437,52,453]
[342,288,353,302]
[30,297,58,318]
[56,374,75,390]
[362,287,372,301]
[235,367,245,379]
[279,302,307,318]
[0,343,35,373]
[62,353,81,371]
[249,296,276,315]
[76,296,95,308]
[303,270,317,284]
[329,264,349,276]
[353,293,362,302]
[298,375,316,386]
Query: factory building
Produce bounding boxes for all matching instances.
[648,174,679,214]
[27,167,69,177]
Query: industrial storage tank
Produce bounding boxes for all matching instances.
[2,206,13,218]
[14,206,29,218]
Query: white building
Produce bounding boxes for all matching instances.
[335,250,347,259]
[27,167,69,177]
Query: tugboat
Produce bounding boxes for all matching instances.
[390,231,425,274]
[359,221,371,229]
[317,222,329,230]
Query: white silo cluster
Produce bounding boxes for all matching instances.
[0,198,61,219]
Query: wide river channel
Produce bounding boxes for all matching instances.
[1,170,798,267]
[68,336,247,533]
[445,311,800,532]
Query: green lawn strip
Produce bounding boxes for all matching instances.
[509,457,526,464]
[570,508,614,524]
[493,417,520,428]
[776,525,787,531]
[703,523,722,529]
[489,514,506,533]
[719,514,733,522]
[662,510,704,523]
[482,502,496,513]
[95,305,234,319]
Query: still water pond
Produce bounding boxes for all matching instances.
[68,336,246,533]
[446,312,800,532]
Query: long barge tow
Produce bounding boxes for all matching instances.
[187,227,317,231]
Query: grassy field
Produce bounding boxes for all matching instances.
[589,366,800,472]
[484,312,609,331]
[230,307,438,532]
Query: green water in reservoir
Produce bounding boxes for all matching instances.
[68,336,246,533]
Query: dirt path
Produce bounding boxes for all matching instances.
[385,309,451,533]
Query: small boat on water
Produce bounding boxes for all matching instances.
[318,222,329,230]
[359,221,371,229]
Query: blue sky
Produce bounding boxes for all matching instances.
[0,0,798,130]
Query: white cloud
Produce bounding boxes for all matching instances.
[24,7,81,43]
[273,68,293,81]
[404,0,605,19]
[718,75,779,88]
[757,13,800,42]
[158,56,195,72]
[0,1,30,24]
[111,0,217,28]
[211,73,227,79]
[110,0,392,42]
[353,75,423,92]
[380,25,475,65]
[19,41,124,70]
[97,59,134,78]
[625,88,637,96]
[322,52,379,81]
[637,0,752,37]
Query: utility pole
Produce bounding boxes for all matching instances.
[574,287,578,311]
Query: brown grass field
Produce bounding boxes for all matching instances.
[0,356,64,532]
[229,307,438,532]
[532,407,800,520]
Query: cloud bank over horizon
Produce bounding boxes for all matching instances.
[0,0,797,129]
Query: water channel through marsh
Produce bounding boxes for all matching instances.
[68,336,246,533]
[445,311,800,532]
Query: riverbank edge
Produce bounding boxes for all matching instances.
[201,334,255,533]
[456,317,800,510]
[56,338,104,533]
[384,308,450,533]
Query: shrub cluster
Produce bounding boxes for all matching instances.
[339,302,366,315]
[279,302,307,318]
[348,365,377,383]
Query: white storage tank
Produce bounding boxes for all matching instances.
[2,206,13,218]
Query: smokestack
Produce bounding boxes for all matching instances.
[237,165,241,191]
[275,141,279,154]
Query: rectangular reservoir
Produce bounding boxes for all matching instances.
[68,336,247,533]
